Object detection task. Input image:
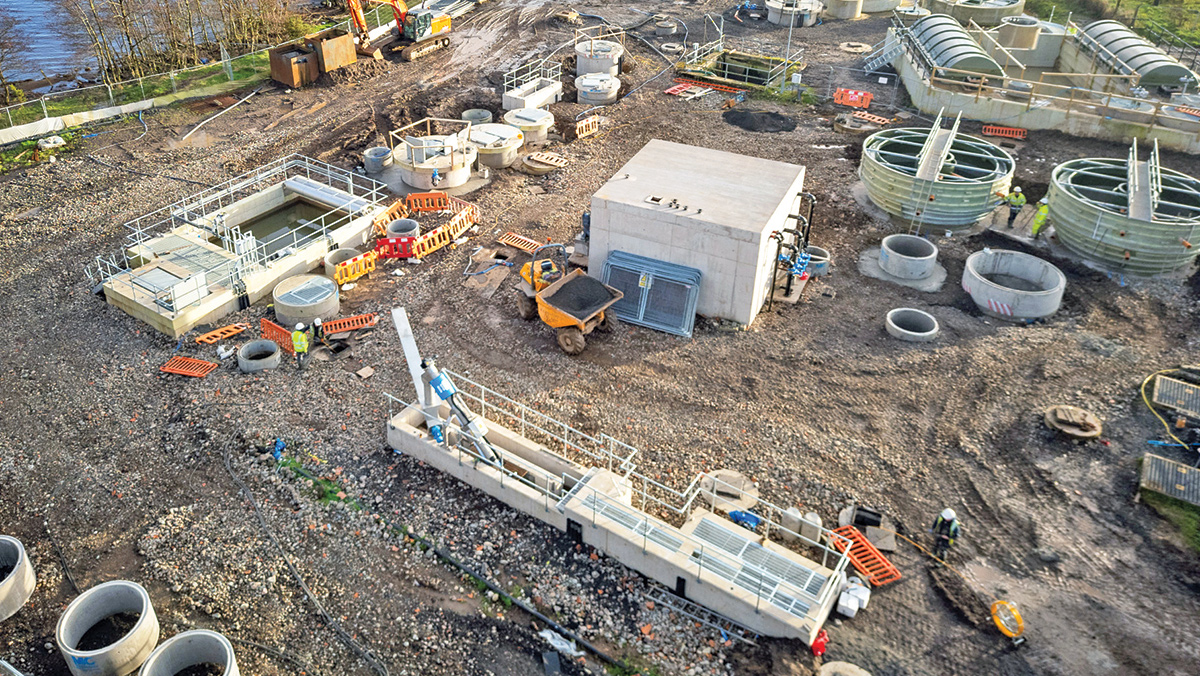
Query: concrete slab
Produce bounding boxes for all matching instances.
[376,164,491,197]
[858,248,947,292]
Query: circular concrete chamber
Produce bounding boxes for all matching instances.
[655,21,676,35]
[237,340,282,374]
[386,218,420,238]
[273,275,340,327]
[767,0,823,26]
[879,234,938,280]
[57,580,160,676]
[138,630,239,676]
[503,108,555,145]
[468,123,524,168]
[805,245,831,276]
[0,536,35,622]
[393,135,478,190]
[885,308,940,342]
[575,39,624,76]
[575,73,621,105]
[323,248,360,278]
[362,147,392,174]
[962,249,1065,322]
[461,108,493,125]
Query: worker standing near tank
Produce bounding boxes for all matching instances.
[313,317,325,343]
[930,508,961,560]
[1004,187,1026,228]
[1031,198,1050,239]
[292,323,310,370]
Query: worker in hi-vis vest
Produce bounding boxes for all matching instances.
[930,508,961,560]
[1004,187,1026,227]
[292,323,310,370]
[1031,198,1050,239]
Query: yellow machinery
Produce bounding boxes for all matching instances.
[516,245,623,355]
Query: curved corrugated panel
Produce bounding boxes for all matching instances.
[1079,19,1198,86]
[911,14,1004,76]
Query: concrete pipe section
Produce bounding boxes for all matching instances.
[503,108,555,145]
[885,308,940,342]
[575,73,621,105]
[766,0,822,26]
[362,147,392,174]
[57,580,160,676]
[879,234,938,280]
[963,249,1065,322]
[273,275,340,328]
[237,340,282,374]
[460,108,493,125]
[0,536,35,622]
[468,123,524,169]
[654,21,676,35]
[323,248,360,278]
[575,39,624,76]
[386,218,420,238]
[138,630,238,676]
[805,245,831,276]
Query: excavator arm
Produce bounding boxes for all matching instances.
[366,0,408,33]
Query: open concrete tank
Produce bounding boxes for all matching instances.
[859,111,1014,231]
[1048,139,1200,275]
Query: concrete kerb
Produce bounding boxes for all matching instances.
[137,630,239,676]
[56,580,160,676]
[0,536,36,622]
[885,308,940,342]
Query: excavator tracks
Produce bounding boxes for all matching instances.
[400,37,450,61]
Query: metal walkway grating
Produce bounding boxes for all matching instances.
[1141,453,1200,506]
[1152,375,1200,419]
[579,493,685,553]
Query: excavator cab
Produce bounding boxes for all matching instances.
[404,9,451,42]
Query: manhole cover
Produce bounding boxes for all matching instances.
[840,42,873,54]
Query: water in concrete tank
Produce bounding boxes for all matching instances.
[176,664,225,676]
[983,273,1045,291]
[77,611,140,650]
[228,198,331,244]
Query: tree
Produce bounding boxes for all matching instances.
[0,10,27,105]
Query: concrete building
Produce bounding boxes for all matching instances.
[588,140,807,326]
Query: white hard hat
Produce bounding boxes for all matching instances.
[1039,197,1048,205]
[295,323,305,330]
[1014,187,1022,193]
[314,318,322,325]
[941,508,957,521]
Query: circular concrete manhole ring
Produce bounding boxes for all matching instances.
[237,340,282,374]
[661,43,684,55]
[820,662,873,676]
[880,234,938,280]
[885,308,939,342]
[139,630,240,676]
[0,536,36,622]
[839,42,873,54]
[655,21,677,35]
[56,580,160,676]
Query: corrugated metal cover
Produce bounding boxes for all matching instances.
[1140,453,1200,507]
[1079,19,1198,86]
[1153,375,1200,419]
[910,14,1004,76]
[602,251,701,337]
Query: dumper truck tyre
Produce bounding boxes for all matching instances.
[516,292,537,320]
[597,312,618,332]
[556,327,586,355]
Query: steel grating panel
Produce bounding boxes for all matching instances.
[556,467,598,513]
[278,277,336,305]
[602,251,701,338]
[1152,376,1200,419]
[579,493,685,552]
[1141,453,1200,506]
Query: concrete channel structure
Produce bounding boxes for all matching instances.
[385,309,853,645]
[859,112,1014,232]
[88,155,387,337]
[588,140,808,326]
[1048,139,1200,275]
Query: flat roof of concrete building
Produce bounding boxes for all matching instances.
[593,139,806,231]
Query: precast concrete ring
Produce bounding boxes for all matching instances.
[839,42,873,54]
[962,249,1065,322]
[0,536,36,622]
[655,21,676,35]
[879,234,938,280]
[57,580,160,676]
[661,43,684,55]
[885,308,940,342]
[138,630,239,676]
[237,340,282,374]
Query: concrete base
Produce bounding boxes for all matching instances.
[377,164,491,198]
[858,248,947,292]
[850,182,894,224]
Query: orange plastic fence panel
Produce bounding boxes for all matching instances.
[372,199,410,238]
[161,356,219,378]
[405,191,451,213]
[195,322,250,345]
[981,124,1027,140]
[261,318,295,355]
[831,525,902,587]
[322,313,379,334]
[834,88,873,109]
[672,77,745,93]
[334,250,378,285]
[575,115,601,140]
[498,232,541,253]
[852,110,891,126]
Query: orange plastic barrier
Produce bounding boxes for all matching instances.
[981,124,1028,140]
[405,191,451,213]
[834,88,873,109]
[575,115,601,140]
[375,236,415,259]
[372,199,411,238]
[852,110,891,126]
[261,318,295,355]
[161,356,218,378]
[498,232,542,253]
[322,313,379,335]
[194,322,250,345]
[1175,105,1200,119]
[333,250,378,285]
[831,525,902,587]
[672,77,745,94]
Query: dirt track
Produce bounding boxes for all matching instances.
[2,3,1200,675]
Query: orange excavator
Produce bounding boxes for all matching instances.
[347,0,453,61]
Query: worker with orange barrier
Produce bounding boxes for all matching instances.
[292,323,311,370]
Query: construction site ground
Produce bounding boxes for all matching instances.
[2,4,1199,675]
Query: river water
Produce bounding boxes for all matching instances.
[6,3,94,82]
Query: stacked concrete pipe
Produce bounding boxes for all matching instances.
[138,630,238,676]
[0,536,35,622]
[57,580,160,676]
[879,234,938,279]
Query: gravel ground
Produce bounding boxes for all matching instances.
[3,3,1200,676]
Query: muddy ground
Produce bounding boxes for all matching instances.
[2,3,1199,675]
